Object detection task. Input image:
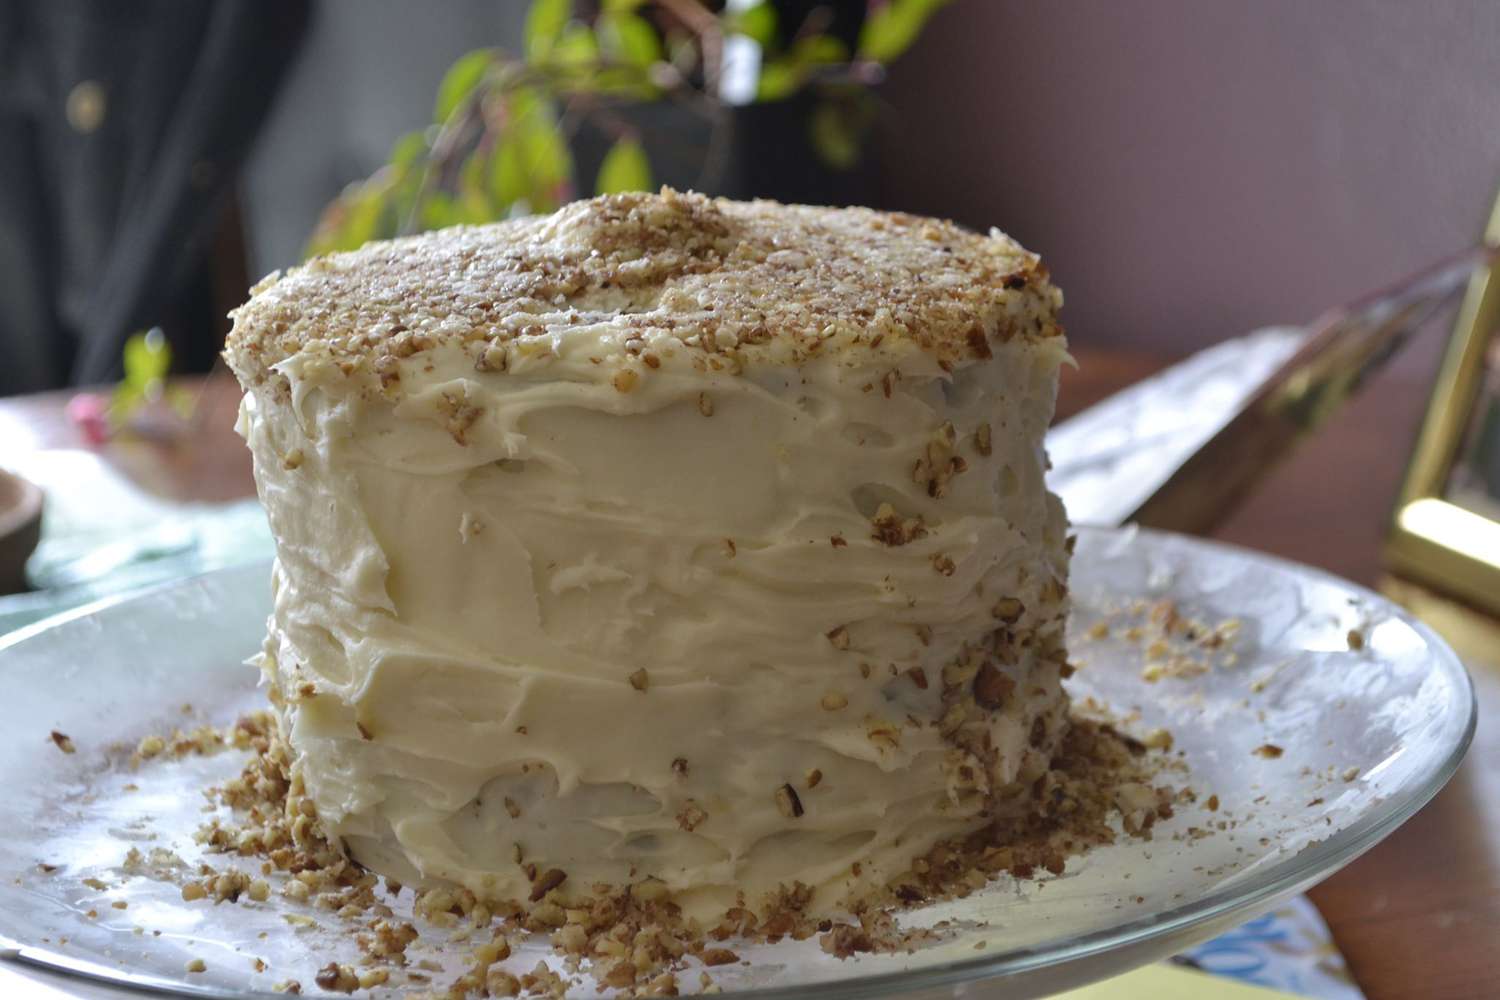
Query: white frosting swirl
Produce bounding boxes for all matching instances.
[236,322,1071,918]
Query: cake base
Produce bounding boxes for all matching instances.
[193,704,1177,994]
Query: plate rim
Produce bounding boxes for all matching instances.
[0,527,1477,1000]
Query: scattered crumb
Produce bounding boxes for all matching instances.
[314,962,359,993]
[49,731,76,754]
[1253,744,1284,759]
[185,958,206,973]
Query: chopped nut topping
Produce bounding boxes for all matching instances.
[49,731,76,754]
[671,757,689,778]
[677,800,708,832]
[529,868,568,902]
[932,554,956,576]
[700,948,739,966]
[477,342,508,372]
[314,961,358,993]
[870,502,927,546]
[186,958,206,974]
[612,368,640,393]
[697,392,714,416]
[820,692,849,711]
[357,969,390,990]
[906,667,929,690]
[826,625,850,650]
[830,533,847,548]
[1346,629,1365,650]
[991,597,1024,623]
[914,624,933,646]
[1252,744,1284,759]
[973,422,992,456]
[1142,728,1174,751]
[973,662,1015,709]
[775,784,804,819]
[503,797,522,819]
[487,968,522,997]
[282,449,304,470]
[628,668,650,692]
[806,768,823,789]
[866,721,902,750]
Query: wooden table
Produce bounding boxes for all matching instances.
[1,352,1495,999]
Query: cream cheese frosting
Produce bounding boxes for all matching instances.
[225,190,1072,919]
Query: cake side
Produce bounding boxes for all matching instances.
[223,188,1062,397]
[235,339,1070,920]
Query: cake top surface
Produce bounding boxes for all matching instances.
[225,188,1061,388]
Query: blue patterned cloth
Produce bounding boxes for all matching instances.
[1176,896,1363,999]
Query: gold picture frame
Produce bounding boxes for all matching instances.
[1387,189,1500,614]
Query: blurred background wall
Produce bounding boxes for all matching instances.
[242,0,527,274]
[876,0,1500,372]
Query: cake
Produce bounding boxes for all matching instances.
[224,189,1072,922]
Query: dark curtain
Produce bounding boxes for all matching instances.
[0,0,310,395]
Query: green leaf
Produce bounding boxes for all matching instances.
[808,100,863,170]
[724,2,777,47]
[489,138,528,210]
[525,0,571,61]
[794,33,849,65]
[590,65,659,99]
[420,192,464,230]
[122,329,171,389]
[757,33,849,101]
[458,150,494,222]
[598,11,662,68]
[508,89,574,209]
[304,181,391,257]
[389,130,429,173]
[595,137,652,195]
[550,23,599,68]
[858,0,949,64]
[433,49,493,124]
[757,60,801,101]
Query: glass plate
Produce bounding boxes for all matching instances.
[0,527,1474,999]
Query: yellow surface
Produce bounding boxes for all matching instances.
[1051,964,1304,999]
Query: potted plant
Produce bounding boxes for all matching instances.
[306,0,951,256]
